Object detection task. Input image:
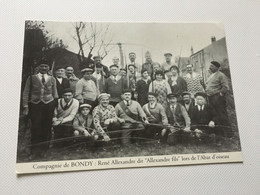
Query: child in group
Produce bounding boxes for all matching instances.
[73,104,98,140]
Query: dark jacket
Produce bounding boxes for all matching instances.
[55,77,70,98]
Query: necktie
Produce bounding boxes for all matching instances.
[41,74,45,84]
[127,101,130,106]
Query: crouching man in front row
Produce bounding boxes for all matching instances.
[92,93,124,142]
[115,89,149,145]
[52,88,79,147]
[73,103,98,142]
[165,93,191,144]
[142,92,168,141]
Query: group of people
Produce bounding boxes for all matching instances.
[22,51,231,158]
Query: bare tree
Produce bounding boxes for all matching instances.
[72,22,114,64]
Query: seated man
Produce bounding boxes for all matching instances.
[52,88,79,147]
[189,92,218,144]
[165,93,191,144]
[142,92,168,140]
[181,91,195,116]
[115,89,149,145]
[92,93,124,142]
[73,103,98,141]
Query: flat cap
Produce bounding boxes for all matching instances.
[211,61,220,68]
[81,67,94,73]
[164,53,172,56]
[79,103,92,109]
[194,92,207,98]
[147,92,158,97]
[167,93,178,99]
[98,93,111,101]
[182,91,191,96]
[122,89,132,94]
[109,64,119,69]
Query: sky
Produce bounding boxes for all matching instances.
[44,21,226,66]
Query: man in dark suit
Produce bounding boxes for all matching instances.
[54,66,70,98]
[181,91,195,116]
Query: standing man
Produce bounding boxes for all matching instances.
[52,88,79,147]
[104,64,128,107]
[23,58,58,158]
[75,68,99,109]
[54,66,70,98]
[128,52,141,72]
[93,56,109,78]
[205,61,231,138]
[128,64,141,99]
[112,56,120,66]
[161,53,175,72]
[92,63,106,93]
[115,89,149,145]
[142,51,161,80]
[65,66,79,94]
[183,63,205,97]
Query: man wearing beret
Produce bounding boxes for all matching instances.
[75,68,99,109]
[104,64,128,107]
[54,66,70,98]
[206,61,231,139]
[92,93,123,142]
[161,53,176,72]
[115,89,149,145]
[23,58,58,158]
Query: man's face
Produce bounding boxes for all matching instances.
[168,97,177,105]
[209,64,218,73]
[120,70,126,76]
[128,66,135,74]
[55,69,63,78]
[196,96,205,106]
[183,95,191,104]
[153,64,159,72]
[94,58,101,64]
[100,97,109,107]
[142,71,149,79]
[123,92,132,101]
[148,95,156,103]
[39,64,49,74]
[145,55,152,63]
[110,67,119,76]
[83,72,92,80]
[129,54,136,62]
[112,58,119,65]
[81,107,90,116]
[66,67,74,77]
[186,65,193,74]
[63,92,73,103]
[165,55,172,62]
[96,67,102,74]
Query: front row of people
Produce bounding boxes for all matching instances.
[52,87,222,149]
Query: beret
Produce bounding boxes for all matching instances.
[211,61,220,68]
[128,64,136,69]
[122,89,132,94]
[194,92,207,98]
[182,91,191,96]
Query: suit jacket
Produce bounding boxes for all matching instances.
[189,104,218,130]
[181,99,195,116]
[168,76,187,97]
[55,77,70,98]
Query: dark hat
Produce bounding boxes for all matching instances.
[95,63,102,68]
[170,65,179,72]
[79,103,92,110]
[211,61,220,68]
[93,56,101,59]
[167,93,178,99]
[129,52,136,56]
[81,67,94,73]
[154,70,164,76]
[194,92,207,98]
[147,92,158,97]
[62,88,73,94]
[164,69,170,74]
[122,89,132,94]
[39,57,51,67]
[182,91,191,96]
[120,68,127,71]
[164,53,172,57]
[55,66,65,71]
[128,64,136,69]
[109,64,119,69]
[141,69,148,74]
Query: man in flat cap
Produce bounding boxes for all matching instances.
[119,68,127,77]
[205,61,231,140]
[128,52,141,73]
[65,66,79,94]
[104,64,128,107]
[161,53,175,72]
[54,66,70,98]
[23,58,58,158]
[75,68,99,110]
[142,92,168,140]
[52,88,79,147]
[92,93,124,142]
[93,56,109,78]
[165,93,191,144]
[115,89,149,145]
[181,91,195,116]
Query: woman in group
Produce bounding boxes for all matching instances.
[148,70,172,109]
[136,69,152,106]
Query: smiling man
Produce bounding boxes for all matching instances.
[22,57,58,158]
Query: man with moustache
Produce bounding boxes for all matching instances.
[65,66,79,94]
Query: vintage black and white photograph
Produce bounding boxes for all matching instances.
[16,21,242,174]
